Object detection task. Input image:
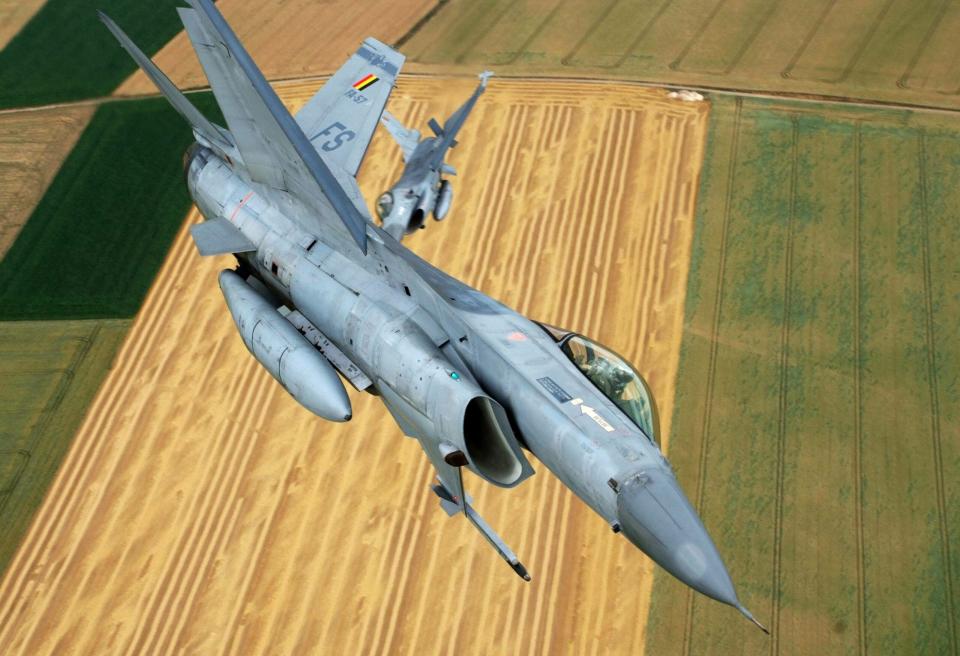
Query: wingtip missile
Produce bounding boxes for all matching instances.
[736,603,770,635]
[478,70,495,88]
[511,560,531,582]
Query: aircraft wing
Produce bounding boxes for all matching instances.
[97,12,234,155]
[295,39,405,177]
[178,0,369,252]
[427,71,491,169]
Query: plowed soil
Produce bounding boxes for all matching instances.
[0,106,94,258]
[0,78,708,655]
[114,0,437,96]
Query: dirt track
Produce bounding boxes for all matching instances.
[0,106,94,258]
[115,0,436,96]
[0,78,708,655]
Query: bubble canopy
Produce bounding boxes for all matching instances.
[535,323,660,444]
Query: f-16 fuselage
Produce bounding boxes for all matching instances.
[376,136,451,237]
[104,0,766,632]
[185,143,762,625]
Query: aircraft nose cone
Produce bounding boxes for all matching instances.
[616,468,738,607]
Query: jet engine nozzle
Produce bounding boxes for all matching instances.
[616,468,744,612]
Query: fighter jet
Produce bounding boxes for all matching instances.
[100,1,768,633]
[375,73,491,239]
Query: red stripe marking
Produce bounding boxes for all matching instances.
[353,73,375,88]
[230,191,254,221]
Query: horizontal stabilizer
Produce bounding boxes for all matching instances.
[380,110,420,162]
[427,118,443,137]
[189,218,256,256]
[97,11,232,152]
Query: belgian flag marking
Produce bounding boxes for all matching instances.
[353,73,379,91]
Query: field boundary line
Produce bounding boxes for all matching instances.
[608,0,674,69]
[8,71,960,121]
[682,96,742,656]
[786,0,896,85]
[560,0,621,66]
[853,122,866,656]
[918,131,957,656]
[0,322,99,519]
[674,0,781,77]
[453,1,516,64]
[504,0,567,66]
[781,0,839,80]
[770,113,799,656]
[394,0,450,50]
[896,0,951,90]
[668,0,728,72]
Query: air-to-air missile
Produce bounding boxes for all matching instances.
[100,0,768,632]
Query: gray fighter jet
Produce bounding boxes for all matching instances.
[100,1,767,632]
[375,73,491,239]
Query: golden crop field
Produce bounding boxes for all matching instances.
[0,78,708,655]
[403,0,960,110]
[115,0,437,96]
[0,106,94,258]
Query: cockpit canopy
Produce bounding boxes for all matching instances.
[535,322,660,444]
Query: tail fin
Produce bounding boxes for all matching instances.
[178,0,369,253]
[97,11,233,153]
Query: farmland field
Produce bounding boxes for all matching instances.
[403,0,960,110]
[0,0,46,51]
[0,0,188,109]
[115,0,437,95]
[0,106,94,259]
[0,319,128,575]
[0,78,709,655]
[0,95,221,320]
[644,95,960,655]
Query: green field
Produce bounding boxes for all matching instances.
[0,1,188,109]
[405,0,960,110]
[0,319,129,574]
[0,94,220,320]
[644,95,960,655]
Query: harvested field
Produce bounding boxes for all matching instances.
[0,319,128,576]
[403,0,960,111]
[0,78,709,655]
[115,0,437,96]
[645,96,960,655]
[0,105,93,259]
[0,0,46,51]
